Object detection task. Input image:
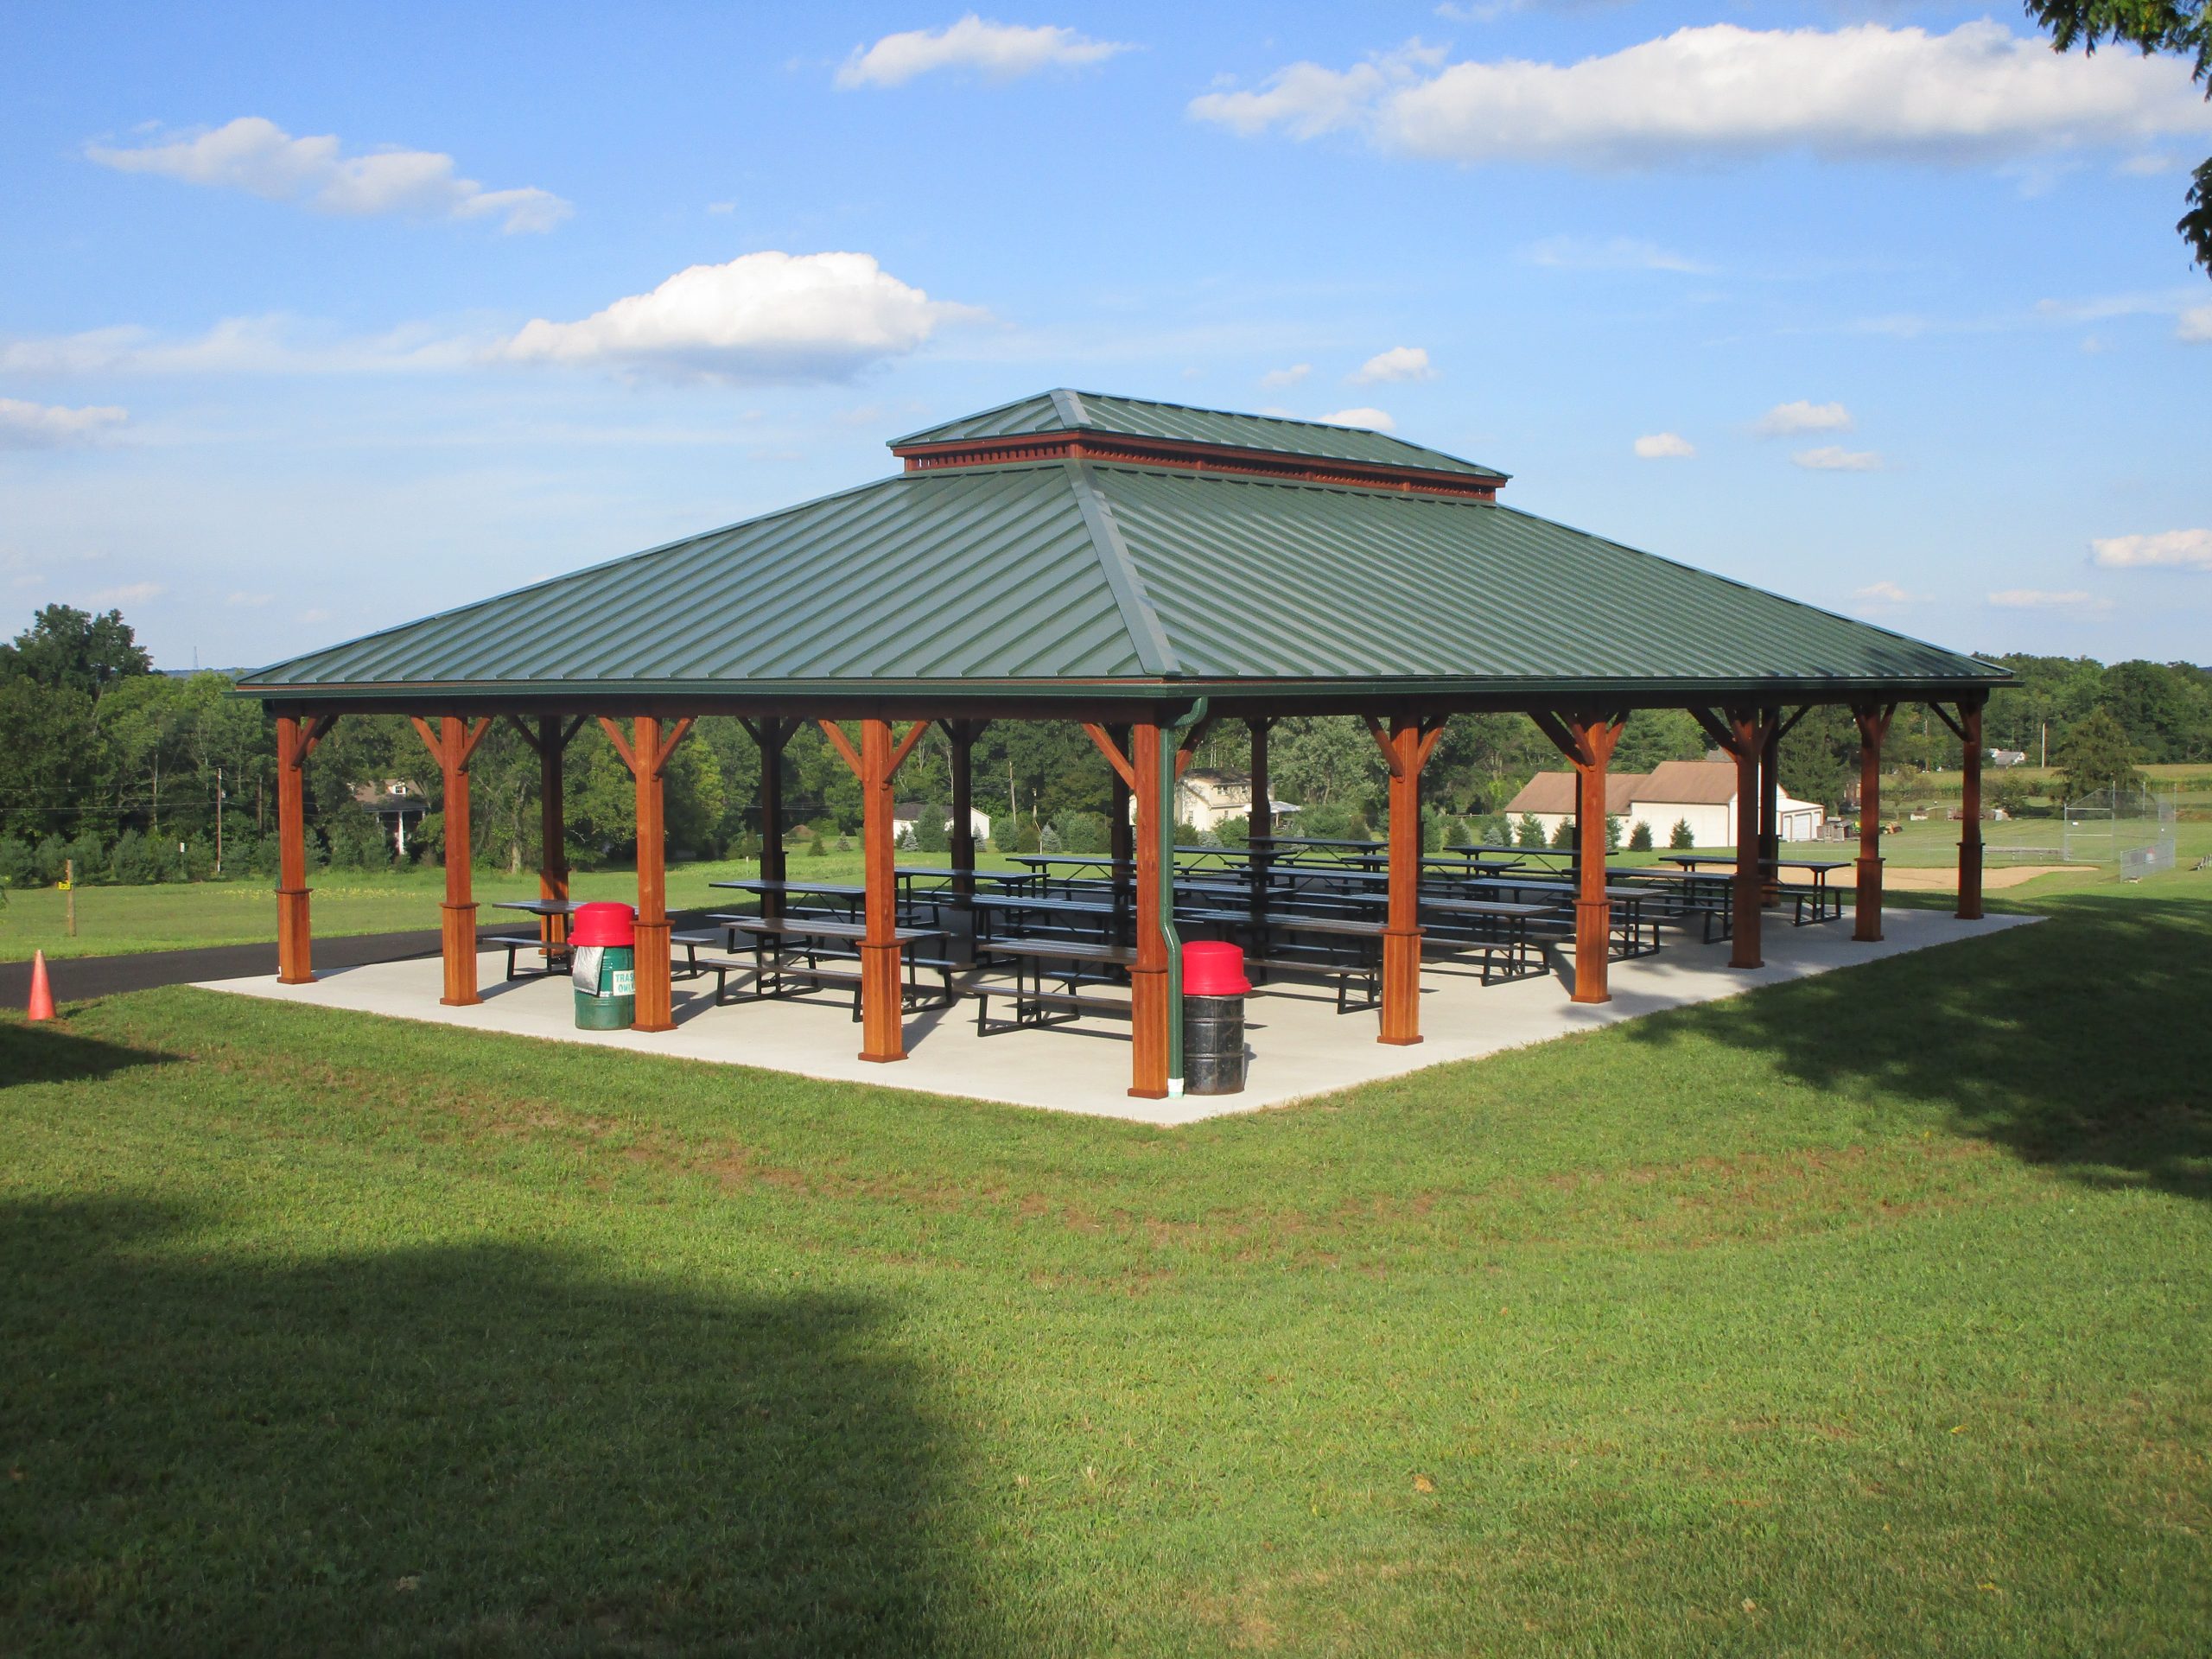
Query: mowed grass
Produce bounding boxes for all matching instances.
[3,885,2209,1655]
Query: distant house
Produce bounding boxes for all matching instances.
[352,778,429,855]
[1987,748,2027,768]
[1506,760,1824,847]
[892,800,991,848]
[1116,768,1300,834]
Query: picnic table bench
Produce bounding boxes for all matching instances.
[1181,906,1383,1013]
[685,914,953,1014]
[970,937,1136,1035]
[1414,896,1554,983]
[487,898,580,979]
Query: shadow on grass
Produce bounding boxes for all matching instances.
[1622,894,2211,1204]
[1,1198,1000,1656]
[0,1017,175,1090]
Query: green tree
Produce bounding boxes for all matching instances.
[1516,813,1547,849]
[2056,708,2145,798]
[1629,820,1654,851]
[1669,818,1695,850]
[2027,2,2212,274]
[0,604,152,709]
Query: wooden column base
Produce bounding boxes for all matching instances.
[1853,855,1884,942]
[633,918,674,1033]
[1956,839,1984,922]
[857,940,905,1061]
[1571,897,1611,1005]
[1129,964,1169,1096]
[439,900,480,1006]
[276,886,314,983]
[1729,880,1763,970]
[1378,927,1423,1045]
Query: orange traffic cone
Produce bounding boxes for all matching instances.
[27,950,55,1021]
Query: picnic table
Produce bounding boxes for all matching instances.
[1415,896,1554,983]
[1181,906,1383,1013]
[486,898,581,978]
[690,912,953,1012]
[970,936,1137,1035]
[1663,855,1850,924]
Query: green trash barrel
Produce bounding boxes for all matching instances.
[571,901,637,1030]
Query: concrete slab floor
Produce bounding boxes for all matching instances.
[195,908,2038,1126]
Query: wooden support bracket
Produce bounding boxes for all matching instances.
[1083,722,1138,791]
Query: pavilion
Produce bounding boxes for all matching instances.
[234,390,2008,1099]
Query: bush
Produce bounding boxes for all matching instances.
[915,804,950,855]
[111,829,162,885]
[1214,816,1249,850]
[1445,817,1473,849]
[1549,818,1575,849]
[1051,810,1109,855]
[1516,813,1547,849]
[1007,818,1042,855]
[808,832,828,857]
[1669,817,1695,850]
[325,804,391,871]
[0,836,33,887]
[1605,814,1624,853]
[1039,824,1063,853]
[1628,821,1654,851]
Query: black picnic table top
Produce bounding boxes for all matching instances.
[709,878,867,898]
[705,912,943,944]
[490,899,585,917]
[1182,907,1382,939]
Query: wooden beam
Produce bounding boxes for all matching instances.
[886,718,930,779]
[410,715,444,767]
[1957,697,1985,922]
[652,715,696,779]
[1082,722,1138,792]
[817,717,863,781]
[1774,704,1813,744]
[596,716,639,775]
[505,713,545,756]
[1377,715,1431,1045]
[435,714,480,1007]
[297,714,336,764]
[1527,709,1589,769]
[537,714,569,957]
[1724,707,1776,970]
[857,718,906,1064]
[454,715,493,770]
[1926,701,1968,743]
[1688,706,1737,754]
[1128,721,1168,1098]
[1362,714,1406,779]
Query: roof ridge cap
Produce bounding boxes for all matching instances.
[1050,388,1091,428]
[1065,461,1179,678]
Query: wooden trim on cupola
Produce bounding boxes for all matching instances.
[890,431,1502,499]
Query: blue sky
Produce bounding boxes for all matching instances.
[3,2,2209,670]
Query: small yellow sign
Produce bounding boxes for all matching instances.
[56,880,72,892]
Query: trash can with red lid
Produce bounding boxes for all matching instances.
[1182,941,1250,1096]
[570,901,637,1030]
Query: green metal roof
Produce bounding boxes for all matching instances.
[238,455,2004,707]
[891,389,1507,480]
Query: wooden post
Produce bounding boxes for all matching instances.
[410,715,489,1007]
[538,716,569,953]
[1532,710,1626,1004]
[1365,714,1446,1045]
[1727,709,1767,969]
[1853,702,1895,942]
[274,713,328,983]
[632,718,672,1032]
[1109,722,1135,880]
[819,717,928,1063]
[1759,712,1782,906]
[1128,721,1169,1097]
[741,716,790,918]
[1247,715,1273,911]
[1956,698,1985,921]
[949,719,978,899]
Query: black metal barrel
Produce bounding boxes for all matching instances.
[1183,994,1247,1095]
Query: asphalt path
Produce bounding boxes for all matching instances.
[0,926,490,1007]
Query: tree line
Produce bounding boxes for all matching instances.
[0,604,2197,886]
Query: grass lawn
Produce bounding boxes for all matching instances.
[0,850,1032,963]
[3,877,2208,1654]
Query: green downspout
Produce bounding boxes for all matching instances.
[1161,697,1208,1096]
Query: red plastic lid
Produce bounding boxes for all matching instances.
[1183,940,1249,996]
[570,901,636,947]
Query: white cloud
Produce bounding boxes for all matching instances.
[2090,528,2212,570]
[226,590,274,607]
[0,397,128,447]
[86,117,570,232]
[1320,406,1396,430]
[1632,431,1694,459]
[1259,363,1311,388]
[1190,22,2212,168]
[2181,305,2212,343]
[1987,588,2112,610]
[1754,399,1852,437]
[501,251,983,383]
[1793,445,1882,471]
[0,316,479,377]
[87,582,164,607]
[1522,234,1709,273]
[1853,580,1925,604]
[1349,345,1436,384]
[837,15,1130,88]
